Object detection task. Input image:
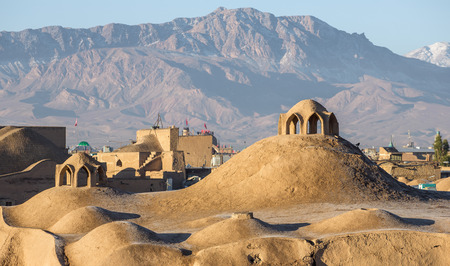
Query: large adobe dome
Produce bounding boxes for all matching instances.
[150,134,444,212]
[278,99,339,136]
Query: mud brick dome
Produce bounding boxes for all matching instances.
[278,99,339,136]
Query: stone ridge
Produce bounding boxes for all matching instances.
[0,7,364,70]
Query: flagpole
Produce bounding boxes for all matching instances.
[75,118,78,146]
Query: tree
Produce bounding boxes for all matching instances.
[443,139,449,164]
[434,132,449,164]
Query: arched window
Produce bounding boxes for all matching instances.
[64,169,71,185]
[289,116,299,135]
[329,113,339,135]
[285,114,302,134]
[59,165,73,186]
[77,166,90,187]
[307,113,322,134]
[116,159,122,167]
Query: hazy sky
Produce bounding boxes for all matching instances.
[1,0,449,55]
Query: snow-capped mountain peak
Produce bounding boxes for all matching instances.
[405,42,450,67]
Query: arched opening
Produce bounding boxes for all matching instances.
[64,169,71,185]
[76,166,90,187]
[285,114,302,135]
[289,116,299,134]
[116,159,122,167]
[307,113,322,134]
[59,165,73,186]
[96,166,107,186]
[329,113,339,135]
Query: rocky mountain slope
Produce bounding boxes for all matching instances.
[1,7,449,148]
[405,42,450,68]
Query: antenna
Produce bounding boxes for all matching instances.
[408,130,413,147]
[404,130,415,149]
[153,113,164,129]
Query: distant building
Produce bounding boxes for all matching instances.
[398,148,434,162]
[378,139,434,162]
[378,146,402,161]
[102,146,113,153]
[178,127,217,168]
[376,137,440,182]
[211,154,232,167]
[95,126,186,192]
[211,145,237,168]
[70,141,92,154]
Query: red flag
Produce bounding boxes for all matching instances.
[204,123,207,129]
[185,118,188,126]
[74,118,78,127]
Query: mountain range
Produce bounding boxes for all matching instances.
[1,7,449,149]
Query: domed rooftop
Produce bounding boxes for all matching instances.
[63,152,100,166]
[287,99,327,116]
[278,99,339,136]
[78,141,90,147]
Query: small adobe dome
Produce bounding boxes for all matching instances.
[63,152,100,166]
[278,99,339,136]
[288,99,327,115]
[55,153,106,188]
